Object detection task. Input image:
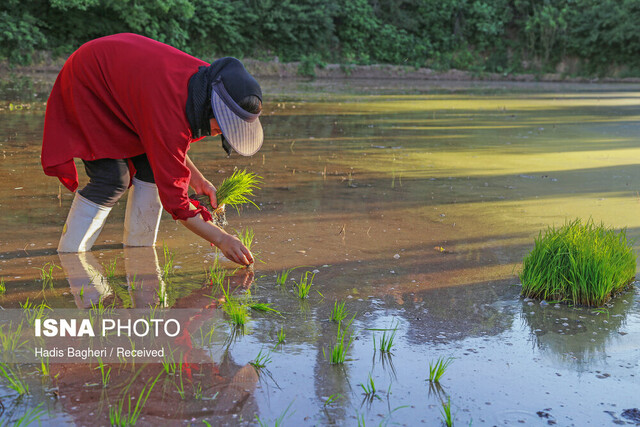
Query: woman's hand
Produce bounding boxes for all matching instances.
[217,233,254,266]
[191,177,218,209]
[180,212,254,266]
[186,155,217,208]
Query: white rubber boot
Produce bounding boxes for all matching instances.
[58,193,111,253]
[123,178,163,247]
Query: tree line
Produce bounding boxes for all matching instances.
[2,0,639,76]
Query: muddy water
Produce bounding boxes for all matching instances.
[1,78,640,425]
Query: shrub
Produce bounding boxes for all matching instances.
[520,219,636,307]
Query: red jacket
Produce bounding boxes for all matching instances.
[42,33,209,221]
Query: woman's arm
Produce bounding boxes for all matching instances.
[179,204,253,265]
[186,154,218,208]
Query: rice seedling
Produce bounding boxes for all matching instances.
[0,363,29,395]
[129,273,139,291]
[520,219,636,306]
[89,298,110,318]
[38,261,61,290]
[249,301,281,315]
[236,227,255,252]
[0,322,27,353]
[20,298,51,326]
[0,277,5,295]
[276,327,286,346]
[224,300,249,326]
[162,243,175,280]
[324,394,341,407]
[207,260,229,290]
[175,362,186,399]
[216,169,262,211]
[220,285,249,326]
[13,403,46,427]
[329,300,349,323]
[250,348,272,370]
[39,356,50,377]
[294,271,316,299]
[161,347,178,376]
[156,286,167,307]
[109,372,161,426]
[428,357,454,383]
[276,267,298,286]
[193,382,203,400]
[440,397,454,427]
[373,324,398,354]
[359,373,377,397]
[324,319,354,365]
[95,357,111,388]
[200,323,216,346]
[102,257,119,282]
[255,400,294,427]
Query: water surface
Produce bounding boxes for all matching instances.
[1,77,640,425]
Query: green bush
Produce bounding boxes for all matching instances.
[520,219,636,307]
[297,54,326,78]
[2,0,640,77]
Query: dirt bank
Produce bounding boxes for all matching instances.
[3,56,640,85]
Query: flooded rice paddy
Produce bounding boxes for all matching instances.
[1,76,640,425]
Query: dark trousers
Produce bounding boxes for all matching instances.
[78,154,155,207]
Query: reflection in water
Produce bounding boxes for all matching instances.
[51,253,259,425]
[58,252,112,308]
[521,287,636,370]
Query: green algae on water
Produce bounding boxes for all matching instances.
[520,219,636,307]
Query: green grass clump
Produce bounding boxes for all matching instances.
[359,373,377,397]
[216,169,262,211]
[276,327,286,346]
[0,277,5,295]
[236,227,255,251]
[250,348,272,370]
[14,403,46,426]
[428,357,453,383]
[38,262,61,289]
[162,243,175,281]
[520,219,636,306]
[0,363,29,395]
[95,358,111,388]
[220,285,249,326]
[440,397,454,427]
[294,271,316,299]
[206,257,229,292]
[109,373,161,426]
[276,267,298,287]
[20,298,51,326]
[373,327,397,354]
[249,301,281,315]
[329,300,349,323]
[324,319,354,364]
[224,299,249,326]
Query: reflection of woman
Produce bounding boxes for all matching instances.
[42,33,263,265]
[51,257,258,424]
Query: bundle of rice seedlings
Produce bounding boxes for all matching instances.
[520,219,636,307]
[193,169,262,227]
